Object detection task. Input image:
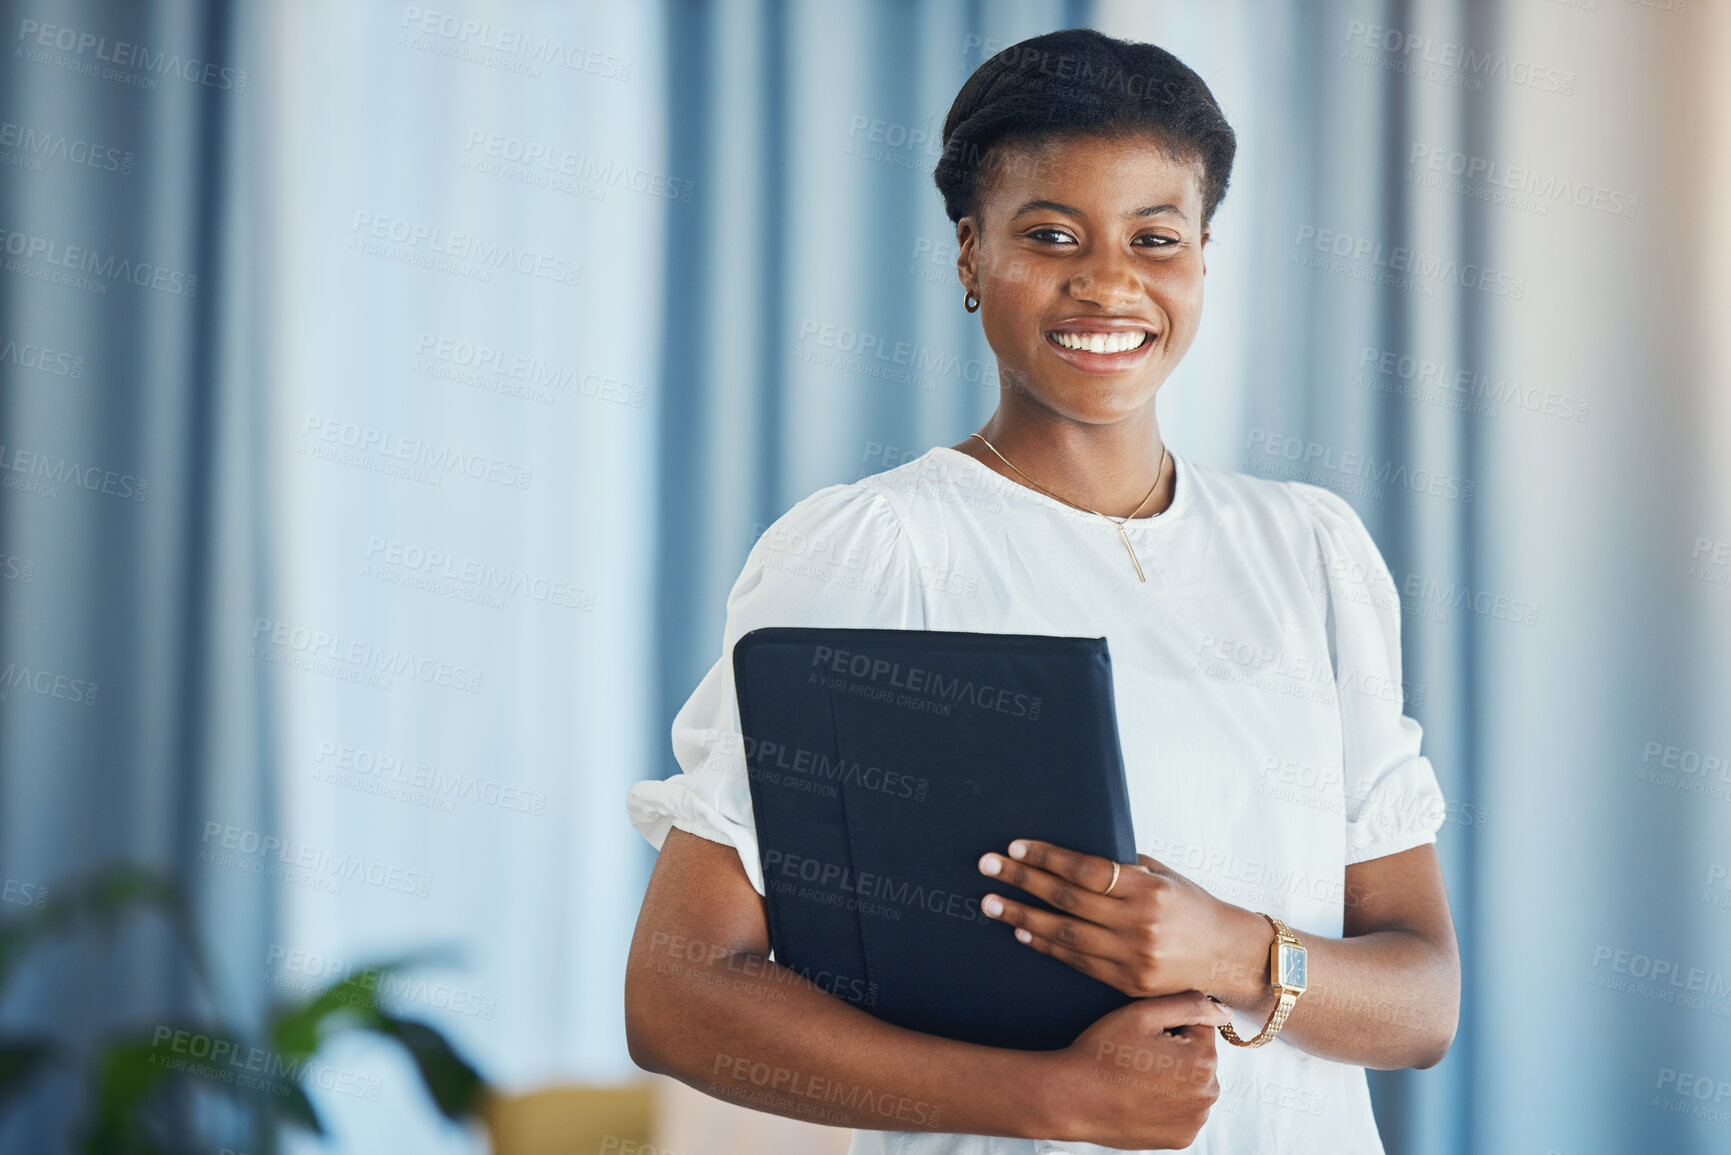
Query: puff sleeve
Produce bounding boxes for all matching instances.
[625,484,927,895]
[1294,483,1447,865]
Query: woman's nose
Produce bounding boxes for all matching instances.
[1066,255,1142,308]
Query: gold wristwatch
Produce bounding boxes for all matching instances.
[1219,913,1306,1047]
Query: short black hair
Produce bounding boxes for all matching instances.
[934,28,1237,229]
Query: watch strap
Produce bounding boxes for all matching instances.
[1218,913,1303,1048]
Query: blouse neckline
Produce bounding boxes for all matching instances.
[926,444,1193,531]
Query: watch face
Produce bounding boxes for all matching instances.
[1277,942,1307,991]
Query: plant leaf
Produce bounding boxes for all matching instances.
[275,1080,323,1133]
[0,865,209,1002]
[267,970,385,1061]
[84,1022,328,1152]
[370,1015,486,1121]
[264,952,449,1060]
[0,1036,61,1113]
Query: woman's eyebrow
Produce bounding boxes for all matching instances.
[1011,198,1083,218]
[1011,198,1188,222]
[1130,203,1188,221]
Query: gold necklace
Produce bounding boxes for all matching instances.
[969,432,1170,583]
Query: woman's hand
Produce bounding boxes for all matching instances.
[978,839,1268,1000]
[1033,992,1229,1149]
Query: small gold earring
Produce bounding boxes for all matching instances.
[964,289,980,313]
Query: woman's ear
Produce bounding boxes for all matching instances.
[956,216,979,296]
[1201,224,1210,275]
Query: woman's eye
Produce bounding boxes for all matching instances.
[1135,234,1179,248]
[1025,227,1076,245]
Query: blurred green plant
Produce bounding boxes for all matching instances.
[0,864,487,1154]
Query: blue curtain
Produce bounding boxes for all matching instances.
[3,2,1728,1153]
[0,0,283,1148]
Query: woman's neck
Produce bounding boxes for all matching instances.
[952,403,1172,520]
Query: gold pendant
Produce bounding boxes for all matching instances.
[1115,525,1147,583]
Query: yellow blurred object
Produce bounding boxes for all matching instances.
[481,1076,855,1155]
[482,1081,655,1155]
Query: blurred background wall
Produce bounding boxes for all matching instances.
[0,0,1727,1152]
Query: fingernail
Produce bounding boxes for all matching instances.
[1009,841,1027,859]
[979,854,1001,876]
[1015,928,1032,944]
[983,895,1003,916]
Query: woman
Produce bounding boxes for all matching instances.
[624,28,1459,1154]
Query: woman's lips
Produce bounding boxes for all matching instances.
[1043,327,1158,374]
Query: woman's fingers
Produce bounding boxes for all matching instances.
[995,908,1120,982]
[977,843,1127,920]
[1007,839,1125,895]
[990,892,1231,1003]
[1137,852,1180,879]
[980,891,1121,958]
[1137,990,1234,1031]
[977,840,1189,994]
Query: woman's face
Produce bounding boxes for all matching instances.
[957,132,1208,427]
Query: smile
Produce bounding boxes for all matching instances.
[1047,329,1150,354]
[1042,325,1158,373]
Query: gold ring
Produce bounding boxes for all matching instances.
[1102,861,1121,896]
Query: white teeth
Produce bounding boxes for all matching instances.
[1052,330,1149,354]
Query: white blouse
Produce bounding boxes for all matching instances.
[626,446,1446,1155]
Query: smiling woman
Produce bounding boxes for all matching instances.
[623,27,1458,1155]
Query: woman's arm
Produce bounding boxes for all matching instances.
[625,827,1233,1148]
[976,841,1460,1070]
[1205,844,1458,1068]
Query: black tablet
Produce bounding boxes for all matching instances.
[732,626,1137,1051]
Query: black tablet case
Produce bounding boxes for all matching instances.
[732,627,1137,1051]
